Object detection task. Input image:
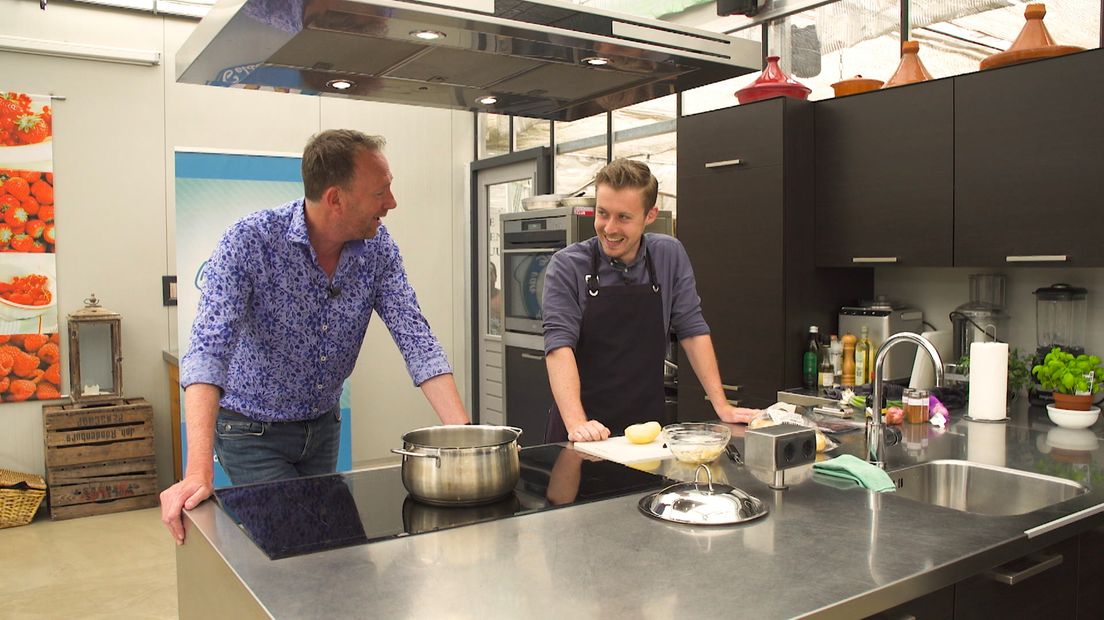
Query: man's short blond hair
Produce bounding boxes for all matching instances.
[594,159,658,211]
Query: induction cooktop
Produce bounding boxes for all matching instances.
[215,444,668,559]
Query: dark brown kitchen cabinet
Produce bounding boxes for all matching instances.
[954,535,1078,619]
[814,79,954,267]
[1078,524,1104,619]
[676,98,871,414]
[954,48,1104,267]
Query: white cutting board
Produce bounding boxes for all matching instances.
[572,436,673,464]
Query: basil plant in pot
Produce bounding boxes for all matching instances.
[1032,347,1104,411]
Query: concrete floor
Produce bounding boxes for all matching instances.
[0,507,176,619]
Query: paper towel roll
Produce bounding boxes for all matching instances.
[968,342,1008,421]
[967,421,1007,467]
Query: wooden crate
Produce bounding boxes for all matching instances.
[43,398,159,520]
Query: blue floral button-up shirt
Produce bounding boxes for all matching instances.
[180,199,452,422]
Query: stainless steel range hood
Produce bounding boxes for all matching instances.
[176,0,762,120]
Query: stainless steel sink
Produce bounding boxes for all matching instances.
[888,460,1086,516]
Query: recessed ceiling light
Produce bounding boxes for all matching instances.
[326,79,355,90]
[411,30,445,41]
[582,56,610,66]
[478,96,498,105]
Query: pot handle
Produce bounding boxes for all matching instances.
[505,426,524,439]
[391,448,442,467]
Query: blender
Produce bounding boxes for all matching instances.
[1034,283,1087,358]
[950,274,1009,362]
[1029,283,1088,404]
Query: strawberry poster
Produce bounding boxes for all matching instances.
[0,91,61,403]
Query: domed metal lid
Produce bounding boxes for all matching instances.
[638,465,768,526]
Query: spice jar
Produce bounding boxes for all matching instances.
[905,388,930,424]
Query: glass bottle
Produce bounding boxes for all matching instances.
[803,326,820,389]
[855,326,873,385]
[829,334,842,383]
[818,341,834,388]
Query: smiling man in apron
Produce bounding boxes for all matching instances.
[542,159,759,443]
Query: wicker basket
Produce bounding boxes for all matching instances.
[0,468,47,528]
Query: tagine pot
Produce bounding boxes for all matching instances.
[980,4,1083,70]
[883,40,933,88]
[735,56,812,104]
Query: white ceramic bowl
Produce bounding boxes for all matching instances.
[1046,405,1100,430]
[0,270,56,321]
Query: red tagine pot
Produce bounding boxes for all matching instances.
[735,56,812,105]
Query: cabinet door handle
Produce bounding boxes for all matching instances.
[852,257,898,264]
[704,395,740,406]
[520,352,545,361]
[704,158,743,169]
[1005,255,1068,263]
[721,384,741,393]
[986,553,1063,585]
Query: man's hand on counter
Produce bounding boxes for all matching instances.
[160,474,214,545]
[715,404,761,425]
[568,419,611,442]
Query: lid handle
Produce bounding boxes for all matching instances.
[693,463,715,493]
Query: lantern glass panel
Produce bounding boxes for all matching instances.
[77,322,117,396]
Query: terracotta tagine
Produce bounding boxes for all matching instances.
[831,75,884,97]
[735,56,812,105]
[883,40,932,88]
[980,3,1083,70]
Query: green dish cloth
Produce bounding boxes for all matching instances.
[812,454,896,493]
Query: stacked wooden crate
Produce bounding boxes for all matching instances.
[43,398,158,519]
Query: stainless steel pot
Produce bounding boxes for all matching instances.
[392,425,522,506]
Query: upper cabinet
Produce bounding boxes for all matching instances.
[812,48,1103,268]
[815,80,954,267]
[954,49,1104,267]
[677,99,871,411]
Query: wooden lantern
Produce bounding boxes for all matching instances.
[67,294,123,404]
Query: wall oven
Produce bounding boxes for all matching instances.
[501,207,595,335]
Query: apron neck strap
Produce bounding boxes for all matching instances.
[587,235,660,293]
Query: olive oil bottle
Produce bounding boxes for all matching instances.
[855,326,873,385]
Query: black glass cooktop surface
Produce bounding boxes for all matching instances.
[215,444,669,560]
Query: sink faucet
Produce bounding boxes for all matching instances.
[867,332,945,469]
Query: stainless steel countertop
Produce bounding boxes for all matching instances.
[182,398,1104,619]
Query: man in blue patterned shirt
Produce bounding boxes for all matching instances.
[161,130,469,544]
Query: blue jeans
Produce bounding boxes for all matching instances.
[213,406,341,485]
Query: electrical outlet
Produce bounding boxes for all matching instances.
[745,423,817,471]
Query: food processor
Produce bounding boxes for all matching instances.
[950,274,1009,362]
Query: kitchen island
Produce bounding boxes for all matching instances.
[177,400,1104,619]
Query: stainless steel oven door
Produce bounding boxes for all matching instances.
[502,247,558,334]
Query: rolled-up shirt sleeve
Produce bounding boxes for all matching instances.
[541,250,583,354]
[373,235,452,386]
[668,239,710,340]
[180,227,253,391]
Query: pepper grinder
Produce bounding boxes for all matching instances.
[841,333,857,386]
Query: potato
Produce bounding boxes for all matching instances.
[748,417,778,430]
[625,421,661,444]
[815,430,827,452]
